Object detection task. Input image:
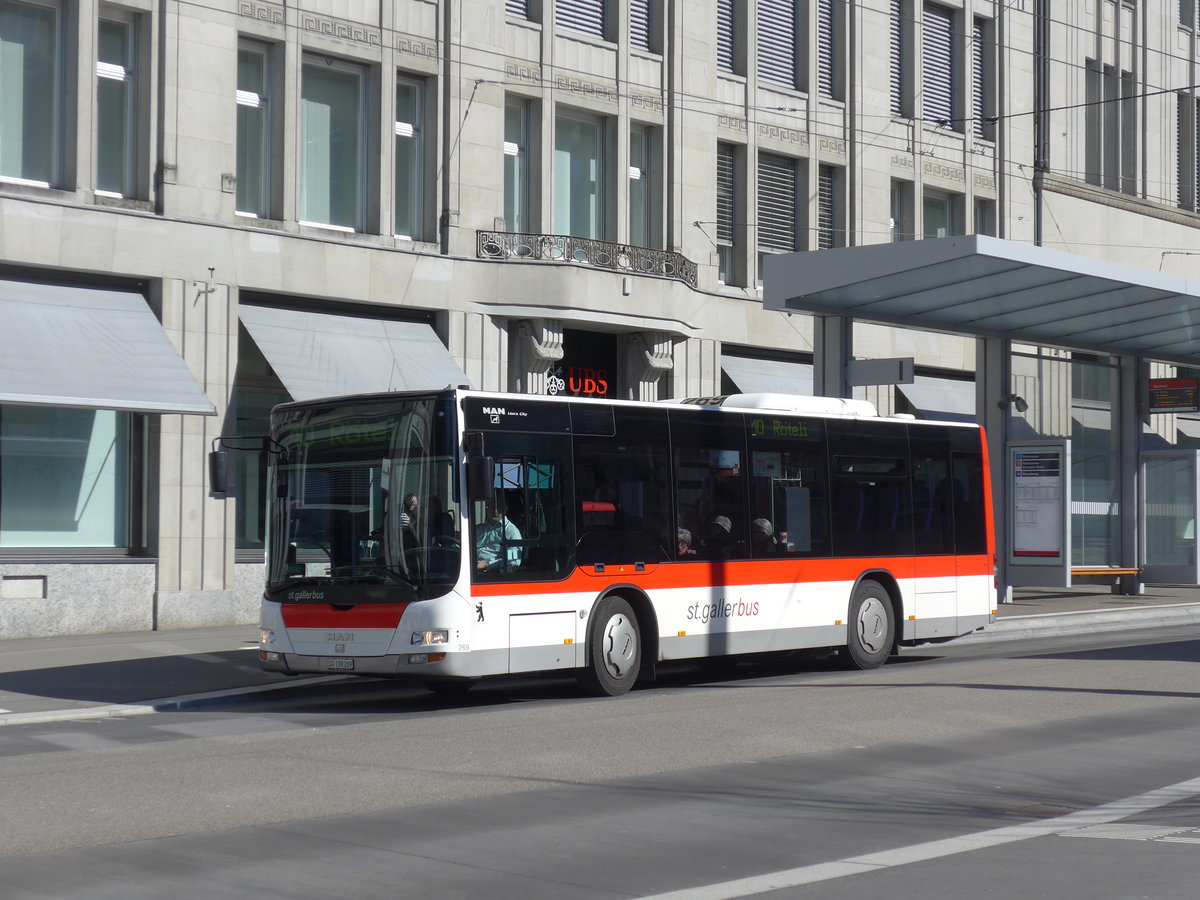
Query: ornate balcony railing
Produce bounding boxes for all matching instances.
[476,231,698,289]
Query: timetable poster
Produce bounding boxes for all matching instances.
[1012,448,1064,559]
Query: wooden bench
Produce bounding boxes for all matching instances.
[1071,566,1143,595]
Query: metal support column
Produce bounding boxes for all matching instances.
[978,336,1013,603]
[812,314,853,399]
[1118,354,1144,594]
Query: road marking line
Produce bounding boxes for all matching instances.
[637,776,1200,900]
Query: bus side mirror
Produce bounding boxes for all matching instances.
[209,449,230,494]
[468,456,495,501]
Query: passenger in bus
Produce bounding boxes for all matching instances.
[476,497,522,572]
[677,528,697,558]
[751,518,777,557]
[399,493,421,551]
[705,515,736,560]
[424,495,456,544]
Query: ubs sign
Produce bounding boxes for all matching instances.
[543,329,618,398]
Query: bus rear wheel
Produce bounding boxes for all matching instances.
[843,579,894,669]
[578,596,641,697]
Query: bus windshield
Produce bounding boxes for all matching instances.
[266,395,460,602]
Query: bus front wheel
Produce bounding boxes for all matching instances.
[844,579,894,669]
[578,596,641,697]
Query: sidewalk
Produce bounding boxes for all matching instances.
[1,586,1199,726]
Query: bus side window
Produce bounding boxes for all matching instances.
[748,417,830,557]
[469,433,574,582]
[669,409,750,561]
[827,420,912,558]
[574,408,672,565]
[909,425,954,556]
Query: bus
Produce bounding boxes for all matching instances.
[246,388,995,696]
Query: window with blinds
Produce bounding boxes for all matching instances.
[717,144,736,246]
[1183,0,1196,29]
[758,0,799,90]
[505,0,528,19]
[972,17,993,140]
[817,165,837,249]
[1177,93,1199,211]
[758,153,798,252]
[717,0,739,74]
[556,0,607,40]
[922,3,955,128]
[890,0,908,117]
[631,0,655,52]
[818,0,837,100]
[717,143,738,284]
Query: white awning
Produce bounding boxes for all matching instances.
[721,355,813,395]
[0,279,216,415]
[896,375,977,422]
[239,305,472,402]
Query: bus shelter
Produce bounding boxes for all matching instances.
[763,235,1200,600]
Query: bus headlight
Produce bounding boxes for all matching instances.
[260,628,276,646]
[411,629,448,645]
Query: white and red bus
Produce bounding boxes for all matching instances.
[253,388,995,695]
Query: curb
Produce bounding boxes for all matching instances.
[956,603,1200,643]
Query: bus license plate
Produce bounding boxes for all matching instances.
[326,658,355,671]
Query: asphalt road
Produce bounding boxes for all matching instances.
[1,626,1198,899]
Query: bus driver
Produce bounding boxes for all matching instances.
[475,497,522,572]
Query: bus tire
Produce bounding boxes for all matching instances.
[844,579,894,669]
[578,596,641,697]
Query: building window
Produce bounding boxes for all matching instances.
[236,40,272,218]
[1183,0,1195,29]
[1086,59,1136,195]
[629,124,658,248]
[817,0,841,100]
[923,189,961,238]
[891,179,914,241]
[922,3,957,129]
[556,0,608,40]
[758,0,801,91]
[554,111,606,240]
[0,406,138,549]
[505,0,530,19]
[96,16,138,197]
[716,142,739,284]
[300,56,367,232]
[817,164,841,249]
[972,17,995,141]
[0,0,62,187]
[757,152,802,284]
[394,74,425,240]
[890,0,912,117]
[504,98,532,232]
[631,0,657,53]
[1177,93,1199,211]
[974,198,996,236]
[717,0,742,75]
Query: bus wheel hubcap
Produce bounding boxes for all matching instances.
[602,614,637,678]
[857,597,887,654]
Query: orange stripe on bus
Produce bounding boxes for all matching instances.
[470,555,991,597]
